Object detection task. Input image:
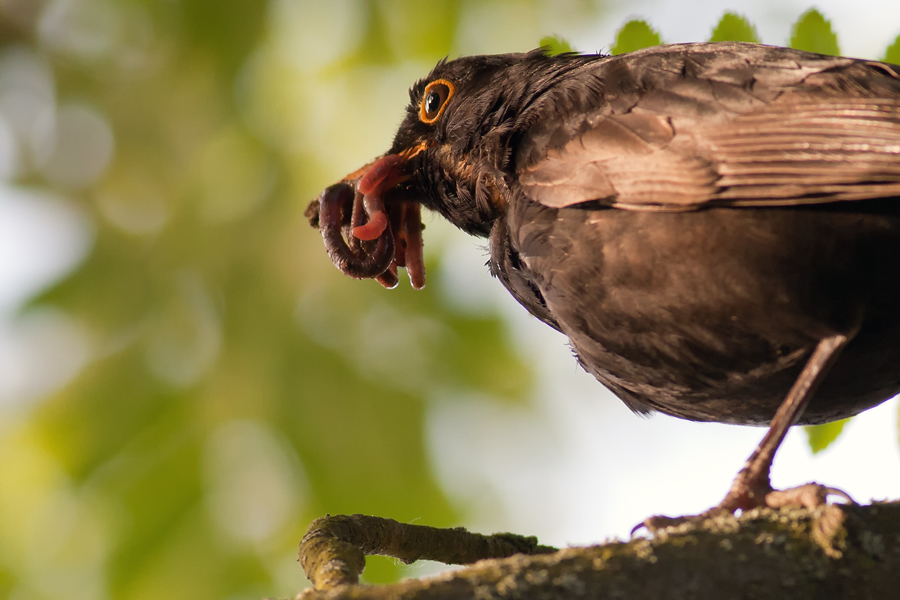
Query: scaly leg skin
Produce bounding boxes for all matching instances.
[639,333,855,534]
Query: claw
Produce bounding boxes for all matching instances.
[633,482,856,537]
[765,483,855,510]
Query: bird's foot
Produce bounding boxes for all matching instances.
[635,481,855,536]
[762,482,854,510]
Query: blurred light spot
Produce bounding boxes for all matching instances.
[271,553,311,595]
[426,393,564,539]
[437,236,504,317]
[95,169,168,235]
[0,0,43,30]
[34,103,114,188]
[0,46,55,175]
[203,420,308,545]
[294,285,353,353]
[102,3,155,71]
[296,288,442,392]
[353,303,441,390]
[0,422,109,600]
[291,66,417,168]
[0,185,93,409]
[0,309,91,409]
[0,113,19,179]
[269,0,364,72]
[456,2,540,55]
[197,127,275,223]
[38,0,119,60]
[0,183,93,315]
[145,272,222,387]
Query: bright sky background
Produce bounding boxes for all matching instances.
[581,0,900,59]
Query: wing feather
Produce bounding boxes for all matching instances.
[518,54,900,211]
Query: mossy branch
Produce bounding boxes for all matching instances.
[298,502,900,599]
[298,514,557,589]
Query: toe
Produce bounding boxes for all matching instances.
[765,483,855,510]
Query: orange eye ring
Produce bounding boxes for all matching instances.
[419,79,455,124]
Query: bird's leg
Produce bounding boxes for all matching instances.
[716,333,850,513]
[638,333,854,534]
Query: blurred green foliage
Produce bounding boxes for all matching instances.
[1,1,567,597]
[804,419,849,455]
[539,35,575,56]
[611,20,662,55]
[790,9,841,55]
[886,34,900,63]
[709,12,761,43]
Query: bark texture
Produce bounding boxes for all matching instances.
[297,501,900,600]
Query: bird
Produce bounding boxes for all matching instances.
[305,42,900,521]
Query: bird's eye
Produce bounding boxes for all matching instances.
[420,79,454,124]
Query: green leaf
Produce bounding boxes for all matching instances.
[540,35,575,56]
[884,34,900,64]
[790,9,840,56]
[804,418,849,454]
[611,19,662,55]
[709,12,760,43]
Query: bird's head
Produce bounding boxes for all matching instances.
[306,49,595,289]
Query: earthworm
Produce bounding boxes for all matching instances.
[318,182,394,279]
[403,202,426,289]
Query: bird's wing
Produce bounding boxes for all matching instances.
[517,45,900,210]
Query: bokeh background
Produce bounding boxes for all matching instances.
[1,1,899,599]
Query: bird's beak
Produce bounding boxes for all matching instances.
[305,142,429,289]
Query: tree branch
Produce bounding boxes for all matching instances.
[299,514,556,589]
[298,501,900,599]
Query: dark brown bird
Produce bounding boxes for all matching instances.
[306,42,900,518]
